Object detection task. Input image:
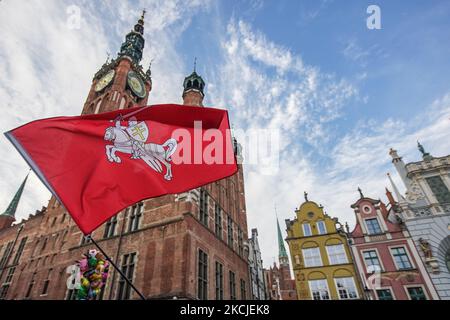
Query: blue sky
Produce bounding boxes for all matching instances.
[1,0,450,267]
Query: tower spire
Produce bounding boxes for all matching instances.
[1,172,29,219]
[118,10,146,65]
[276,211,288,264]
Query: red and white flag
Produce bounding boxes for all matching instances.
[5,104,237,234]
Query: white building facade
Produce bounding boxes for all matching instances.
[248,228,267,300]
[388,143,450,299]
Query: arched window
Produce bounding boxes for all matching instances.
[94,99,102,114]
[193,79,199,88]
[100,94,110,112]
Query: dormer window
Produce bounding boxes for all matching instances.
[365,218,382,235]
[303,223,312,236]
[317,221,327,235]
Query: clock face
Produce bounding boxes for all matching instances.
[95,69,115,92]
[127,71,146,98]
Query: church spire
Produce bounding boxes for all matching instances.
[118,10,146,65]
[2,172,29,219]
[276,216,288,264]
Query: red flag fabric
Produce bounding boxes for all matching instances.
[5,104,237,234]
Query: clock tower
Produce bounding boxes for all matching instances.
[81,10,152,115]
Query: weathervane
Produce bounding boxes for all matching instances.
[358,187,364,198]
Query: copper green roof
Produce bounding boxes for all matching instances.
[2,173,29,218]
[277,217,288,259]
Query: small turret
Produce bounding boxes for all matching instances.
[182,58,205,107]
[389,148,412,190]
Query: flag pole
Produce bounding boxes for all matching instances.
[86,235,146,300]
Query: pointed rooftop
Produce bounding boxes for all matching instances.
[277,216,288,260]
[2,172,29,219]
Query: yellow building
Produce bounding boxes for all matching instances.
[285,193,364,300]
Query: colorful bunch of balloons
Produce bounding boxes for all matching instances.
[76,249,110,300]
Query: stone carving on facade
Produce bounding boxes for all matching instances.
[419,238,440,274]
[405,181,425,203]
[412,207,432,217]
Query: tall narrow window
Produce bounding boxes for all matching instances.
[303,223,312,236]
[117,252,136,300]
[214,204,222,239]
[365,218,382,235]
[309,279,330,300]
[215,262,223,300]
[363,250,382,272]
[240,279,247,300]
[41,269,52,295]
[302,247,322,267]
[199,188,208,226]
[391,247,412,270]
[317,221,327,235]
[41,237,48,252]
[238,228,243,256]
[334,277,358,299]
[227,217,234,248]
[128,203,143,232]
[13,237,27,265]
[229,271,236,300]
[326,244,348,265]
[25,273,36,299]
[197,250,208,300]
[0,242,13,268]
[104,215,118,238]
[0,267,16,299]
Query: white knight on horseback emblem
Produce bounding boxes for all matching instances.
[104,115,177,180]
